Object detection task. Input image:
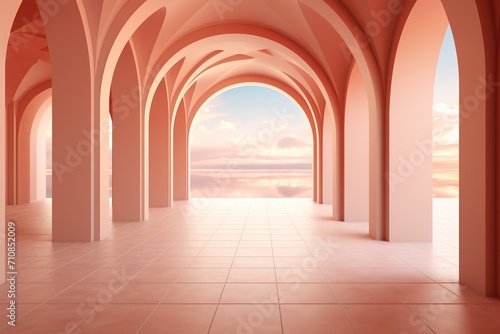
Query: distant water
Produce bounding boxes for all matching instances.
[191,169,313,198]
[46,168,457,199]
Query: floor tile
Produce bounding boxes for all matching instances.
[33,267,98,283]
[82,267,142,283]
[70,304,156,334]
[178,268,230,283]
[278,283,339,304]
[227,268,276,283]
[163,283,224,304]
[13,282,72,303]
[441,283,500,304]
[110,283,173,303]
[131,268,186,283]
[210,304,282,334]
[331,283,402,304]
[344,304,434,334]
[417,267,459,282]
[475,303,500,323]
[232,256,274,268]
[386,283,464,304]
[0,303,94,333]
[197,248,237,257]
[407,304,500,334]
[281,304,355,334]
[49,282,122,304]
[221,284,279,304]
[235,248,273,256]
[189,256,234,268]
[146,256,194,268]
[139,304,217,334]
[274,256,317,268]
[275,268,328,283]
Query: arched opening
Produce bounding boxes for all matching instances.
[388,0,463,285]
[432,26,459,268]
[439,0,498,296]
[15,89,52,205]
[33,102,51,201]
[188,85,313,199]
[388,0,449,241]
[433,27,459,199]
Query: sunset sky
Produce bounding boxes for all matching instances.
[432,27,459,198]
[189,85,314,198]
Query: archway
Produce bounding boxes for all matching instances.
[388,0,449,241]
[142,28,343,217]
[439,0,498,296]
[14,89,52,204]
[188,85,313,200]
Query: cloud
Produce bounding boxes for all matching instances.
[433,103,459,144]
[434,102,458,116]
[192,110,228,124]
[219,120,236,131]
[190,146,237,164]
[276,135,311,149]
[197,124,209,134]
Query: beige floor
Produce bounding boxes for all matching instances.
[1,198,499,333]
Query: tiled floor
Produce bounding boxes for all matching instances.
[1,198,500,333]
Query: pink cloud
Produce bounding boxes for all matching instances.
[219,120,236,131]
[276,135,311,149]
[190,146,237,164]
[433,143,458,198]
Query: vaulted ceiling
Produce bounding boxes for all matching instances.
[7,0,403,126]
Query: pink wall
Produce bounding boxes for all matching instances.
[173,102,189,201]
[41,0,110,241]
[345,63,369,222]
[1,0,24,285]
[112,43,147,222]
[149,79,172,207]
[322,109,334,204]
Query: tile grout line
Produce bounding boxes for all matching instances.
[205,201,249,334]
